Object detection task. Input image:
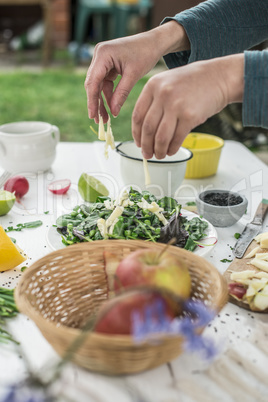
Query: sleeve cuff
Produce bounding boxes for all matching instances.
[243,50,268,129]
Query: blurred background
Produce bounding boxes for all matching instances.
[0,0,267,163]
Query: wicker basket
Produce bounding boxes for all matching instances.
[15,240,228,375]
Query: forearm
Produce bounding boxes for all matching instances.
[141,21,190,59]
[162,0,268,68]
[216,53,244,104]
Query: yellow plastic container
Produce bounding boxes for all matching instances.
[115,0,139,4]
[182,133,224,179]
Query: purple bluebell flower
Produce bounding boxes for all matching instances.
[131,298,218,360]
[1,383,54,402]
[132,299,172,342]
[183,299,215,327]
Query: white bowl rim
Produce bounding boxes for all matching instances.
[0,121,53,137]
[116,141,193,164]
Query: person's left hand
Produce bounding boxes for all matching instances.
[132,54,244,159]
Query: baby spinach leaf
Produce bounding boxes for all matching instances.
[158,196,178,213]
[56,215,83,227]
[141,190,157,203]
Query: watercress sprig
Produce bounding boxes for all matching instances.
[5,220,43,233]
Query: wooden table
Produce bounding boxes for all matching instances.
[0,140,268,401]
[0,0,53,65]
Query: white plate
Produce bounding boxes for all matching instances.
[46,209,217,257]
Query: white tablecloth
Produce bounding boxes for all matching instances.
[0,140,268,402]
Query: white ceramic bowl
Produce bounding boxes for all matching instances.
[0,121,60,173]
[116,141,193,197]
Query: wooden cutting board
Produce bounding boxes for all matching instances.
[223,240,268,312]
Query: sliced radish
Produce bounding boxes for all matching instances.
[195,237,218,248]
[48,179,71,195]
[228,282,247,300]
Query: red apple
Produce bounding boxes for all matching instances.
[94,288,181,335]
[115,248,191,299]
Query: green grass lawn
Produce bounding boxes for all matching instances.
[0,69,149,142]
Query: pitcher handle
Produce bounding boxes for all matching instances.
[52,125,60,144]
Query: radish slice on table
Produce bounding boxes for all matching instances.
[48,179,71,195]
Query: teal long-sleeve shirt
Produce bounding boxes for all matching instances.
[162,0,268,129]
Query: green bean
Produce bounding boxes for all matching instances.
[0,288,19,344]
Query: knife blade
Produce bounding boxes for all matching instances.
[233,198,268,259]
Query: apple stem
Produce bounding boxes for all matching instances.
[156,237,177,261]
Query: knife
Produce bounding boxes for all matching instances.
[233,198,268,259]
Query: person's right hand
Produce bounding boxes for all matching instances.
[84,33,160,123]
[84,22,189,122]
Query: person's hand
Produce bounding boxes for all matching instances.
[132,54,244,159]
[84,21,189,122]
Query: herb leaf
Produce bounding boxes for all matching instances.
[5,220,43,232]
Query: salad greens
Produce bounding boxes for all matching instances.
[56,188,209,252]
[185,201,196,206]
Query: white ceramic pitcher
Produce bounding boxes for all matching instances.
[0,121,60,173]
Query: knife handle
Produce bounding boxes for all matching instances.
[251,199,268,225]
